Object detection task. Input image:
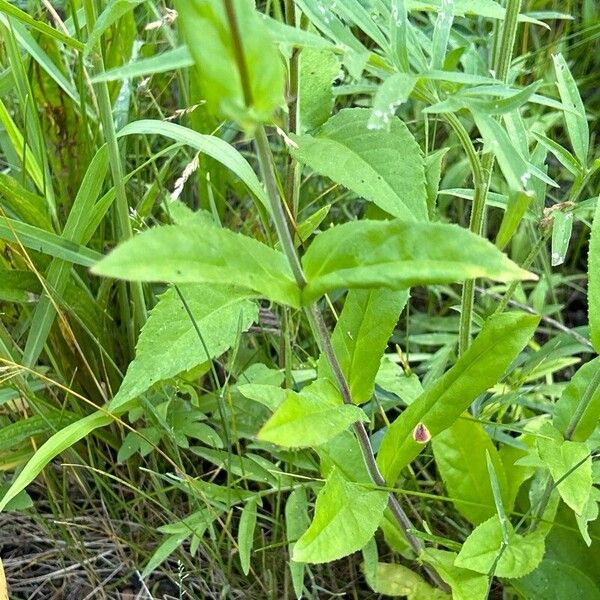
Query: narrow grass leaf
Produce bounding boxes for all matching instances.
[0,411,113,512]
[238,497,259,576]
[589,194,600,352]
[117,120,269,211]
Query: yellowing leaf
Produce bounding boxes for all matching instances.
[364,561,450,599]
[0,557,7,600]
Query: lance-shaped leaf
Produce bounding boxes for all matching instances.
[553,53,589,166]
[290,108,428,221]
[590,195,600,352]
[292,467,388,563]
[318,289,408,404]
[377,312,539,484]
[301,220,535,303]
[92,224,301,308]
[257,380,367,448]
[110,284,258,411]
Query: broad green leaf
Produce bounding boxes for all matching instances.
[117,120,269,211]
[432,416,509,525]
[238,497,259,576]
[537,423,592,515]
[589,194,600,352]
[576,487,600,546]
[257,380,367,448]
[421,549,488,600]
[0,269,40,303]
[173,0,285,127]
[553,357,600,442]
[285,487,310,598]
[377,312,539,484]
[364,562,450,599]
[0,411,113,512]
[109,284,258,410]
[553,54,589,165]
[455,515,545,578]
[300,48,340,131]
[551,210,573,266]
[368,73,416,131]
[301,220,535,303]
[92,224,301,308]
[512,559,600,600]
[495,190,533,250]
[292,467,387,563]
[290,108,428,221]
[319,289,408,404]
[92,46,194,83]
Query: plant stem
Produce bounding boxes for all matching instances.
[457,0,522,355]
[83,0,147,353]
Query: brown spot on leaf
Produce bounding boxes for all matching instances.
[413,423,431,444]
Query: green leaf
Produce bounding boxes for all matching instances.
[257,380,368,448]
[432,416,510,525]
[424,148,449,219]
[589,194,600,352]
[537,423,592,516]
[473,111,529,191]
[238,497,259,576]
[551,210,573,266]
[553,53,589,165]
[0,0,84,50]
[0,411,113,512]
[377,312,539,484]
[319,289,408,404]
[553,357,600,442]
[455,515,545,578]
[285,487,310,598]
[364,562,450,599]
[117,120,269,211]
[92,224,301,308]
[85,0,142,55]
[421,549,488,600]
[512,559,600,600]
[173,0,285,128]
[300,48,340,131]
[292,467,388,563]
[368,73,416,131]
[495,190,533,250]
[290,108,428,220]
[301,220,535,303]
[109,284,257,410]
[531,131,583,177]
[431,0,454,70]
[92,46,194,83]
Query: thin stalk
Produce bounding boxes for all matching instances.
[457,0,522,355]
[83,0,147,351]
